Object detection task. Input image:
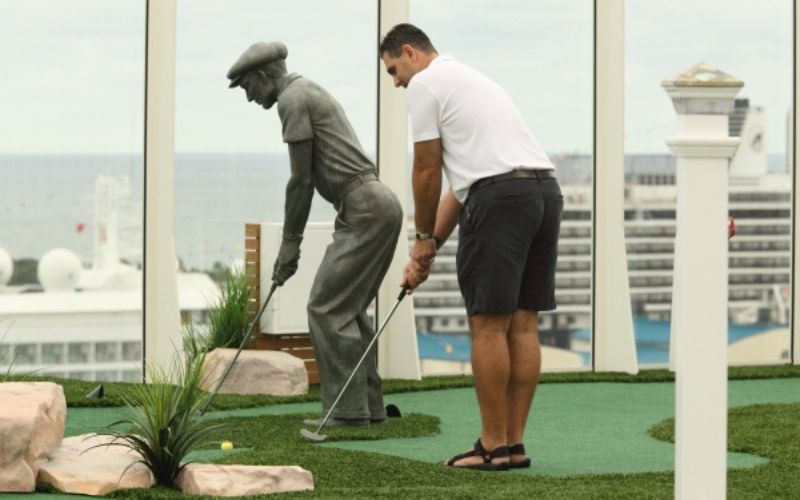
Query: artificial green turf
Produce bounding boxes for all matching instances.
[650,402,800,500]
[7,368,800,499]
[96,400,799,499]
[60,378,798,476]
[8,363,800,410]
[326,379,800,475]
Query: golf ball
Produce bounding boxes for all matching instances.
[220,440,234,450]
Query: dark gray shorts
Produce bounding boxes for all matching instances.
[456,176,563,315]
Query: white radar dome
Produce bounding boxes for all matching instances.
[38,249,82,292]
[0,248,12,287]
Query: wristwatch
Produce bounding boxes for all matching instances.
[415,231,434,241]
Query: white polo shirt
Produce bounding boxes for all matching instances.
[407,54,554,203]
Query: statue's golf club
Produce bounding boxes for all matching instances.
[199,281,279,416]
[301,288,408,442]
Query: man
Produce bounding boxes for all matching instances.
[228,41,403,426]
[380,24,563,470]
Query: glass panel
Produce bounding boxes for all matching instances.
[625,0,792,366]
[95,370,119,382]
[95,342,120,363]
[0,1,146,380]
[41,344,65,365]
[122,341,142,362]
[410,0,594,374]
[13,344,37,366]
[68,343,91,364]
[174,1,378,345]
[121,369,142,382]
[69,371,93,381]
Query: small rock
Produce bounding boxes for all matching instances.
[37,434,154,496]
[200,348,308,396]
[0,382,66,492]
[177,463,314,497]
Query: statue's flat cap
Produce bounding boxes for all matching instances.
[227,41,288,88]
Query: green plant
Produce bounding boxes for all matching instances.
[181,323,209,361]
[97,352,225,488]
[204,267,253,352]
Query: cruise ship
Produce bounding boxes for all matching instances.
[0,176,220,382]
[412,99,792,368]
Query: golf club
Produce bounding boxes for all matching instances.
[198,281,279,416]
[301,287,409,442]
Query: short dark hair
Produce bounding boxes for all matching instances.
[379,23,437,57]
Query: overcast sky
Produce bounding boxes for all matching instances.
[0,0,792,155]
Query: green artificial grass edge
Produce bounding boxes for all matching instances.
[92,401,800,500]
[5,363,800,409]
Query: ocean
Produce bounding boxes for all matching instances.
[1,151,788,271]
[0,153,338,270]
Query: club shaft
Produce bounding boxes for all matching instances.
[314,290,406,434]
[199,282,278,415]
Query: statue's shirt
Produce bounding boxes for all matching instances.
[277,75,376,205]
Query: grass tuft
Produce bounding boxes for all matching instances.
[181,267,253,359]
[95,352,227,488]
[204,268,253,352]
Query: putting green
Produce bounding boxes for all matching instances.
[61,378,800,477]
[324,378,800,476]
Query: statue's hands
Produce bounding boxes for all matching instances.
[272,237,302,285]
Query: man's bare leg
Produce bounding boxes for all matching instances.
[450,313,512,466]
[505,309,541,464]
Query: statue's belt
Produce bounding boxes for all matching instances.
[337,171,378,205]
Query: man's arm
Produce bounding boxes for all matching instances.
[434,188,462,249]
[272,139,314,285]
[401,138,443,292]
[411,138,443,264]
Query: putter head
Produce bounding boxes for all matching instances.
[300,427,327,442]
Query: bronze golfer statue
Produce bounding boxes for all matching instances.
[228,42,403,426]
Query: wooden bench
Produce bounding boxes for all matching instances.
[244,223,320,384]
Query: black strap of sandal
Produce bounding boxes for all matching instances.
[446,439,509,466]
[509,443,526,455]
[476,439,510,462]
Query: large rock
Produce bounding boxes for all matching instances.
[0,382,66,492]
[200,348,308,396]
[177,463,314,497]
[38,434,154,496]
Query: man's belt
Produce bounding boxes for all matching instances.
[338,171,378,205]
[469,168,556,195]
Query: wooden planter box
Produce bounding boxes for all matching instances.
[244,223,319,384]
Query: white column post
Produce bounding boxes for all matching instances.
[663,64,742,500]
[593,0,638,373]
[376,0,420,379]
[793,3,800,365]
[144,0,181,379]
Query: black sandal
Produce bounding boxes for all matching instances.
[444,439,510,471]
[509,443,531,469]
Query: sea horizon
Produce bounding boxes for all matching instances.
[0,151,790,270]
